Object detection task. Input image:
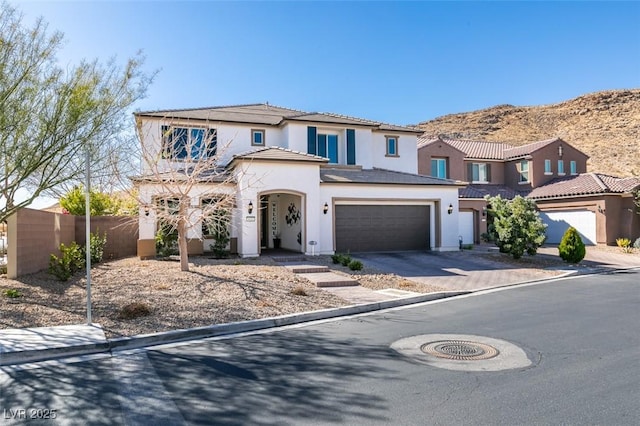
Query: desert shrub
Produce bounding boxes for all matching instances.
[209,227,230,259]
[3,289,21,298]
[49,242,85,281]
[634,237,640,249]
[348,260,363,271]
[340,254,352,266]
[89,232,107,264]
[331,254,343,264]
[155,225,178,257]
[558,227,586,264]
[117,302,151,320]
[616,238,631,248]
[484,195,547,259]
[290,285,308,296]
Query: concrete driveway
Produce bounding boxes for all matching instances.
[353,250,563,291]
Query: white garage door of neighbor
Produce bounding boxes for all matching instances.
[539,209,596,245]
[458,211,474,245]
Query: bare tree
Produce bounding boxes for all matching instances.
[126,119,242,272]
[0,3,152,222]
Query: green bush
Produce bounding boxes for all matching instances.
[484,195,547,259]
[558,227,586,264]
[331,254,342,264]
[155,225,178,257]
[348,260,363,271]
[89,232,107,264]
[48,242,85,281]
[340,254,352,266]
[3,289,21,298]
[209,226,230,259]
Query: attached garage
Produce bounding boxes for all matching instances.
[539,209,596,245]
[334,204,430,252]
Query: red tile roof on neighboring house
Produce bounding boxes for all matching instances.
[528,173,640,199]
[417,137,511,160]
[418,136,589,162]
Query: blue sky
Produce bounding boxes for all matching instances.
[14,1,640,126]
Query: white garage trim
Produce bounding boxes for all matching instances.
[539,209,596,245]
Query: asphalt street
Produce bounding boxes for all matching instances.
[1,270,638,425]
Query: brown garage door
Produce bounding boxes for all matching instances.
[335,205,430,252]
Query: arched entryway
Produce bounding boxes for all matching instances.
[258,191,305,254]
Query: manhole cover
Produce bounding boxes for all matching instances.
[421,340,499,361]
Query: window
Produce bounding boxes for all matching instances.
[472,163,490,183]
[558,160,565,175]
[201,197,231,238]
[161,125,216,160]
[386,136,399,157]
[317,133,339,163]
[570,161,577,175]
[251,129,265,146]
[544,159,552,174]
[431,158,447,179]
[519,160,529,183]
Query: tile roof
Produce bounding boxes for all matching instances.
[130,167,233,183]
[503,137,566,160]
[459,184,528,199]
[418,136,588,161]
[231,146,328,163]
[528,173,640,199]
[320,167,464,186]
[417,137,510,160]
[136,103,420,133]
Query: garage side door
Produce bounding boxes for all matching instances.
[458,211,475,245]
[335,205,430,252]
[539,209,596,245]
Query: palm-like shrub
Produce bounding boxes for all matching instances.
[558,227,586,264]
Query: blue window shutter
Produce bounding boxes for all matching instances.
[307,126,317,155]
[346,129,356,165]
[317,134,327,158]
[206,128,217,158]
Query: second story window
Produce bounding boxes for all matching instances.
[161,125,217,160]
[317,133,339,163]
[251,129,265,146]
[544,159,552,174]
[558,160,565,175]
[471,163,490,183]
[570,161,577,175]
[431,158,447,179]
[519,160,529,183]
[386,136,399,157]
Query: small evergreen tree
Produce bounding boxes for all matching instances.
[484,195,547,259]
[60,186,118,216]
[558,227,586,264]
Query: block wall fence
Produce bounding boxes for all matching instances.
[6,208,138,278]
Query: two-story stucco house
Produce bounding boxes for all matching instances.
[133,104,465,258]
[418,136,640,245]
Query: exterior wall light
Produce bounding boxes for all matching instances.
[448,204,454,215]
[323,202,329,214]
[248,201,253,214]
[143,206,150,217]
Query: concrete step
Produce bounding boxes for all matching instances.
[297,272,359,288]
[283,264,330,274]
[271,255,306,263]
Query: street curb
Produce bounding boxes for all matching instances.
[1,291,470,366]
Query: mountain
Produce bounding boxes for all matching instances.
[415,89,640,177]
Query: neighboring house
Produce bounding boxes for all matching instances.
[133,104,465,258]
[418,136,639,245]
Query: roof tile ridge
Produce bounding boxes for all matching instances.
[589,173,609,191]
[136,103,267,115]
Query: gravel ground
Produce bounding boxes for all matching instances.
[0,255,444,339]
